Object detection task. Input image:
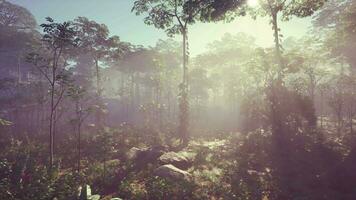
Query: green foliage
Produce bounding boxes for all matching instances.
[52,172,85,200]
[41,17,79,49]
[145,176,196,200]
[84,160,121,194]
[0,138,86,200]
[118,179,147,200]
[314,0,356,68]
[132,0,201,36]
[73,16,131,62]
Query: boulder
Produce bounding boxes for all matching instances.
[127,146,166,169]
[79,185,100,200]
[154,164,192,182]
[126,147,147,160]
[159,151,193,169]
[88,195,100,200]
[79,185,91,199]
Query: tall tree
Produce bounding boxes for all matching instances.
[132,0,211,145]
[247,0,326,74]
[196,0,326,134]
[67,85,92,172]
[314,0,356,70]
[0,0,36,29]
[73,17,129,128]
[0,0,39,84]
[27,17,79,169]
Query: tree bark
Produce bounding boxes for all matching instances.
[179,30,189,145]
[271,11,284,73]
[76,100,82,173]
[95,59,102,128]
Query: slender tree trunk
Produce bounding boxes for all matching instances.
[337,101,342,136]
[36,103,41,134]
[120,72,129,120]
[49,82,55,169]
[179,30,189,145]
[183,31,187,85]
[320,90,324,129]
[350,109,353,135]
[157,85,162,130]
[49,50,57,169]
[75,100,82,172]
[136,73,140,110]
[167,87,172,121]
[95,59,102,128]
[48,48,63,169]
[53,107,58,159]
[269,9,285,135]
[17,52,21,85]
[131,73,135,113]
[271,11,283,74]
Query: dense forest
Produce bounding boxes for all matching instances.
[1,0,356,199]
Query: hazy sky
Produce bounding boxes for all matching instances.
[9,0,313,56]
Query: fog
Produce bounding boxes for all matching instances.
[1,0,356,199]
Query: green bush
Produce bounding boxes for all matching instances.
[145,176,196,200]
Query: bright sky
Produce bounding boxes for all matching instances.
[9,0,313,56]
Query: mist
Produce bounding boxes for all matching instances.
[1,0,356,199]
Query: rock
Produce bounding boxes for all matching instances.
[79,185,91,199]
[159,151,192,169]
[111,198,123,200]
[126,147,147,160]
[88,195,100,200]
[79,185,100,200]
[127,146,166,169]
[154,164,192,182]
[140,146,166,162]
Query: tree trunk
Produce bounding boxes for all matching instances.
[17,52,21,85]
[271,11,284,74]
[349,101,353,135]
[135,73,140,111]
[76,100,82,172]
[49,82,55,169]
[95,59,102,128]
[320,90,324,129]
[178,30,189,145]
[131,73,135,112]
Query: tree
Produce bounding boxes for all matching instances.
[0,0,39,85]
[242,1,327,145]
[194,33,266,132]
[73,17,130,129]
[314,0,356,70]
[67,85,92,172]
[27,17,79,169]
[188,67,211,124]
[0,0,36,29]
[283,36,330,101]
[196,0,326,119]
[154,39,182,128]
[132,0,212,145]
[244,0,326,73]
[118,46,156,122]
